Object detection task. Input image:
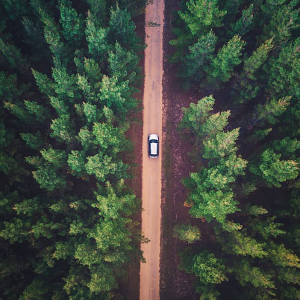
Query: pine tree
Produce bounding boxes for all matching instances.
[99,75,135,116]
[93,180,138,219]
[83,102,101,123]
[31,69,55,97]
[188,188,239,224]
[180,249,227,284]
[67,150,86,176]
[231,259,275,289]
[24,100,50,122]
[85,154,126,182]
[52,61,79,100]
[261,1,299,46]
[206,35,245,86]
[183,30,218,82]
[86,0,107,26]
[178,0,227,36]
[250,149,299,187]
[34,1,68,63]
[108,5,140,50]
[0,38,29,73]
[267,38,300,99]
[40,148,67,168]
[58,0,84,45]
[32,164,66,191]
[77,126,96,151]
[108,42,140,85]
[203,128,240,159]
[85,11,109,62]
[173,223,201,244]
[179,95,215,134]
[92,122,128,153]
[217,229,268,258]
[20,132,43,150]
[230,4,254,37]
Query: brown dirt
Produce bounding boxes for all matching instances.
[139,0,164,299]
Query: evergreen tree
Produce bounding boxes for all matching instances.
[250,149,299,187]
[206,35,245,86]
[85,11,109,62]
[178,0,226,36]
[58,0,84,46]
[183,30,218,82]
[173,223,201,243]
[108,4,140,50]
[229,4,254,37]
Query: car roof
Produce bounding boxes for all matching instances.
[150,142,158,155]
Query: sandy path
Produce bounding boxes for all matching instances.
[139,0,164,299]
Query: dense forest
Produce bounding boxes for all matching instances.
[0,0,146,299]
[171,0,300,299]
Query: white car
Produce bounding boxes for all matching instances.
[148,134,159,158]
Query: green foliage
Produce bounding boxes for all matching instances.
[32,164,66,190]
[203,128,240,159]
[49,96,69,115]
[36,2,68,63]
[0,2,143,298]
[108,42,140,84]
[85,12,109,61]
[231,259,275,289]
[58,0,84,45]
[40,148,67,168]
[272,137,300,159]
[0,72,26,100]
[253,96,290,126]
[179,95,215,133]
[267,38,300,99]
[93,122,128,153]
[243,38,274,81]
[77,126,95,151]
[230,4,254,36]
[93,180,139,219]
[31,69,55,97]
[178,0,226,36]
[50,114,76,144]
[184,30,218,81]
[180,249,227,286]
[188,187,238,223]
[251,216,285,239]
[173,1,300,299]
[99,75,135,116]
[173,223,201,243]
[261,1,299,46]
[85,154,126,182]
[24,100,50,122]
[206,35,245,85]
[108,4,140,50]
[86,0,107,26]
[268,242,300,268]
[52,62,78,100]
[0,38,29,72]
[250,149,299,187]
[83,102,100,123]
[218,229,268,258]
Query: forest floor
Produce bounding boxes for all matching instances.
[160,0,211,299]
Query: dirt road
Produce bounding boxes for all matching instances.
[139,1,164,299]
